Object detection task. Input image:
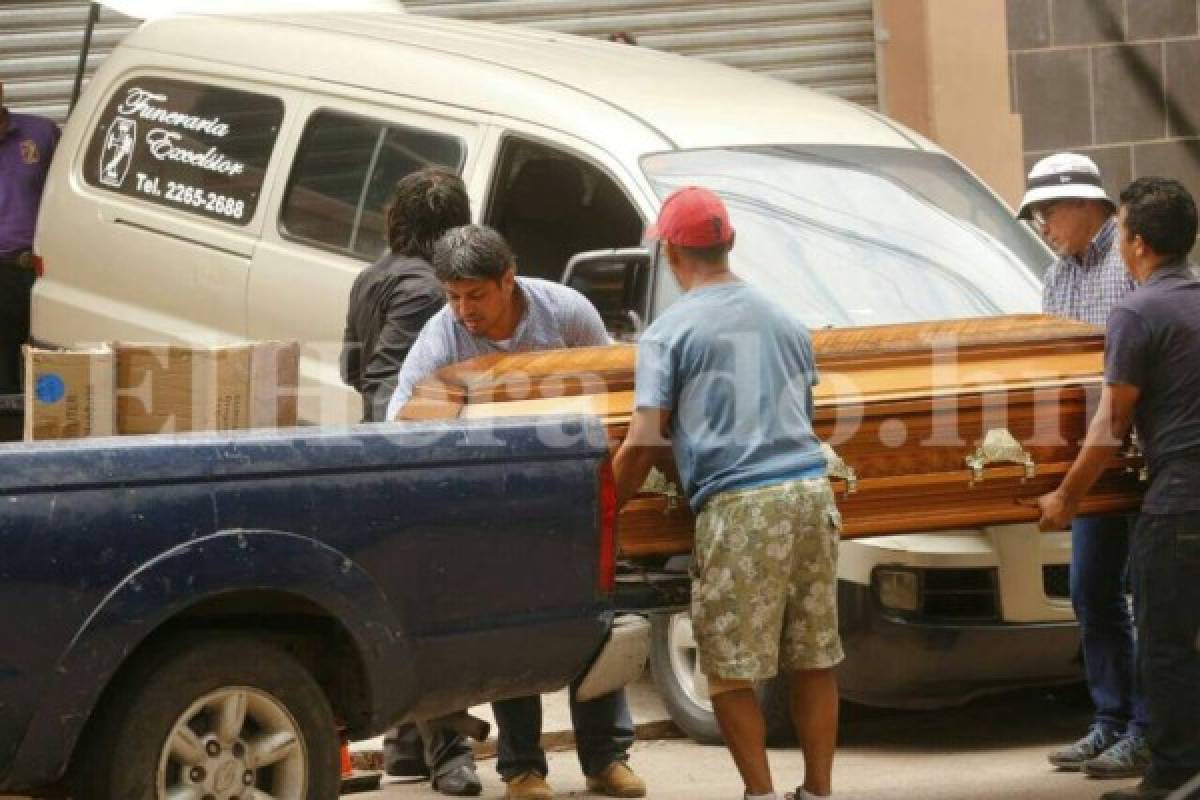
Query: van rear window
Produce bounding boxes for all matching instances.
[83,77,283,226]
[280,110,465,261]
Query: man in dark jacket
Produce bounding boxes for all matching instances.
[341,166,470,422]
[340,166,480,796]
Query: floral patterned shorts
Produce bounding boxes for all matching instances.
[691,477,844,682]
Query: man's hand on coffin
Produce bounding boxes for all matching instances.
[613,407,672,508]
[1034,382,1140,531]
[1035,489,1077,531]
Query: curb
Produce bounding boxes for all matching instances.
[351,719,684,771]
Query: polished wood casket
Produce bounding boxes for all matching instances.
[399,315,1145,558]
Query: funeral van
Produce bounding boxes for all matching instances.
[31,10,1078,739]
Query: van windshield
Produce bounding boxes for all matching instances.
[641,146,1047,328]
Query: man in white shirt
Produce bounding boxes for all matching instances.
[387,224,645,800]
[386,224,610,420]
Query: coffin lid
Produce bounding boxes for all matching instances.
[402,314,1104,419]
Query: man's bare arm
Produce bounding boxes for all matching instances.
[613,407,672,508]
[1036,382,1140,530]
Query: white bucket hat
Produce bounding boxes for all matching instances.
[1016,152,1115,220]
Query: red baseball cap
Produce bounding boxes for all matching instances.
[646,186,735,247]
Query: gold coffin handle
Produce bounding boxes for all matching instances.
[965,428,1036,484]
[1121,431,1150,483]
[640,467,682,512]
[820,442,858,495]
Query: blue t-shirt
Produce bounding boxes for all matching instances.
[635,281,826,512]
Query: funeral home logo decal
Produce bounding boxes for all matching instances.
[100,117,136,188]
[115,87,245,177]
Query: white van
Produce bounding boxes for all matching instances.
[32,9,1080,737]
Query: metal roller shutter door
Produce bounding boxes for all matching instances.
[0,1,876,123]
[405,0,879,107]
[1,1,138,124]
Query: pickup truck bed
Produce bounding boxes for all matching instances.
[0,415,629,797]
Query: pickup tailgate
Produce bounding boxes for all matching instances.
[0,414,616,786]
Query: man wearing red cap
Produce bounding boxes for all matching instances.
[613,187,842,800]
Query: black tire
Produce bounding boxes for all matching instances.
[649,612,794,745]
[70,632,339,800]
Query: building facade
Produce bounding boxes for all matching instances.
[1008,0,1200,207]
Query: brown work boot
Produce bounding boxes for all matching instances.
[586,762,646,798]
[505,770,554,800]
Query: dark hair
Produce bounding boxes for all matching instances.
[386,167,471,260]
[676,241,733,265]
[432,224,515,283]
[1118,177,1198,260]
[607,31,638,45]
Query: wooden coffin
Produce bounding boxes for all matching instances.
[400,314,1145,558]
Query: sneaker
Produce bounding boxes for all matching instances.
[505,770,554,800]
[1048,726,1121,770]
[585,762,647,798]
[1084,735,1151,779]
[432,764,483,797]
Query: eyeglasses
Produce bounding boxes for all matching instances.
[1031,201,1070,229]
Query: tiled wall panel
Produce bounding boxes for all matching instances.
[1009,0,1200,201]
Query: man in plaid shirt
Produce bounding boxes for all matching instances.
[1041,216,1133,326]
[1017,153,1145,780]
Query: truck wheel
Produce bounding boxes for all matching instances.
[71,633,339,800]
[649,613,793,745]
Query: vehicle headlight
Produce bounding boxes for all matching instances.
[873,568,920,613]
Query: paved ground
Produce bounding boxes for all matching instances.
[0,678,1141,800]
[347,684,1142,800]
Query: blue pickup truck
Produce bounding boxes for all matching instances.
[0,415,672,798]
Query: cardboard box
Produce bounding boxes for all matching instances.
[22,345,116,441]
[116,341,299,434]
[249,340,300,430]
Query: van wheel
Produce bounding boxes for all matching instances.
[649,612,793,745]
[71,633,339,800]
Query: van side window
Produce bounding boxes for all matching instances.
[83,77,283,226]
[280,111,465,261]
[485,137,646,337]
[487,138,644,283]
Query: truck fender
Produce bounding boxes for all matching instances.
[5,529,413,789]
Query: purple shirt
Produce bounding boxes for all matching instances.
[0,111,60,256]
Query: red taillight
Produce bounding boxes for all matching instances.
[31,254,44,277]
[597,458,617,595]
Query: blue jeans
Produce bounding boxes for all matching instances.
[382,721,474,778]
[1131,512,1200,788]
[1071,514,1147,737]
[493,681,634,780]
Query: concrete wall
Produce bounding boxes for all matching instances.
[1007,0,1200,202]
[878,0,1026,206]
